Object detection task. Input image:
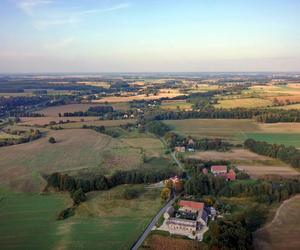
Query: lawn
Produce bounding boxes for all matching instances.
[0,185,163,250]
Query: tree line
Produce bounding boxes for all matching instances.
[244,138,300,168]
[61,106,114,117]
[45,167,182,197]
[144,108,300,123]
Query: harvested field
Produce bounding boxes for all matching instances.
[38,103,129,116]
[19,117,135,126]
[53,119,136,129]
[142,233,203,250]
[19,116,99,126]
[258,122,300,133]
[0,129,142,192]
[254,195,300,250]
[215,98,272,108]
[187,149,273,163]
[93,89,182,103]
[239,165,299,178]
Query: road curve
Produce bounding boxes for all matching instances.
[131,194,179,250]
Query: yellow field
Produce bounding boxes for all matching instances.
[93,89,182,103]
[161,100,192,110]
[215,98,272,108]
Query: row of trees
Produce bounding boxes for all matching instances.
[244,138,300,168]
[45,168,182,194]
[145,108,300,123]
[62,106,114,117]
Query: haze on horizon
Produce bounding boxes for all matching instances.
[0,0,300,73]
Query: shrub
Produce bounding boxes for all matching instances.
[48,137,56,144]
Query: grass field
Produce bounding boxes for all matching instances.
[0,185,163,250]
[164,119,259,143]
[164,119,300,146]
[215,98,272,108]
[245,133,300,148]
[0,129,143,192]
[254,195,300,250]
[161,100,192,111]
[38,103,129,116]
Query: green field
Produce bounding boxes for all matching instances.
[0,185,162,250]
[164,119,300,146]
[164,119,259,143]
[245,133,300,148]
[161,100,192,110]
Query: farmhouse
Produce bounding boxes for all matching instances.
[210,165,236,181]
[175,146,186,153]
[163,200,209,240]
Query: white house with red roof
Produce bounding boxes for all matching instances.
[210,165,236,181]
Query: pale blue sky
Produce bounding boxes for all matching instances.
[0,0,300,72]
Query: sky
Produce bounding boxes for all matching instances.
[0,0,300,73]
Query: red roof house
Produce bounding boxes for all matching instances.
[178,200,204,212]
[211,165,227,176]
[227,169,236,181]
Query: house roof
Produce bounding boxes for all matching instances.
[227,169,236,180]
[179,200,204,211]
[211,165,227,172]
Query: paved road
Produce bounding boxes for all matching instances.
[131,194,179,250]
[131,138,187,250]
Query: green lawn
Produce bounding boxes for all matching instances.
[245,133,300,148]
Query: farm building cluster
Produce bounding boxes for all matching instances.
[203,165,236,181]
[157,200,216,241]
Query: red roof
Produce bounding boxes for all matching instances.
[211,165,227,172]
[227,169,236,180]
[178,200,204,210]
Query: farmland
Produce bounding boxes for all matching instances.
[161,100,193,110]
[0,129,144,192]
[19,117,135,126]
[0,185,163,250]
[215,98,272,108]
[38,103,130,116]
[254,195,300,250]
[165,119,300,146]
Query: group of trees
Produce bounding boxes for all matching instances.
[45,167,181,197]
[0,129,42,147]
[145,120,171,136]
[164,132,231,151]
[61,106,114,117]
[244,138,300,168]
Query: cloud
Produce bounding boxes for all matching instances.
[43,37,75,50]
[79,3,131,15]
[17,1,130,30]
[18,0,53,16]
